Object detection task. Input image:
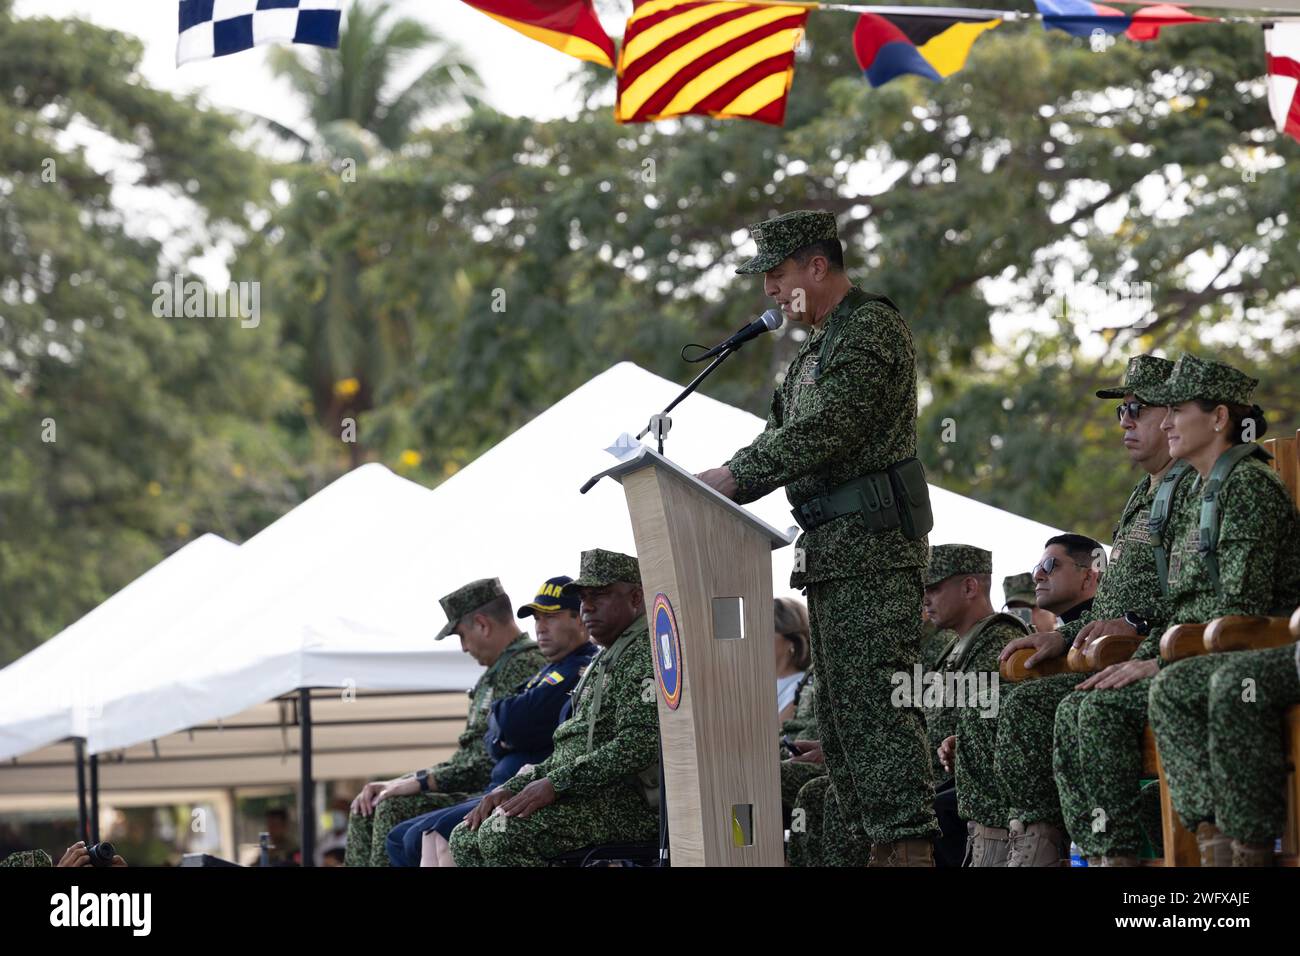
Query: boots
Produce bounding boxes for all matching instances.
[1230,840,1274,867]
[1195,822,1233,867]
[964,823,1010,867]
[1006,819,1068,867]
[868,838,934,867]
[1101,854,1141,866]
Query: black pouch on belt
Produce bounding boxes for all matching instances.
[886,457,933,541]
[856,472,901,534]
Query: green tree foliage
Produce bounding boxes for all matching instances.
[256,1,482,466]
[0,6,306,663]
[5,1,1298,659]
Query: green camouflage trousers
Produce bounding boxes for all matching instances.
[1150,644,1300,843]
[954,699,1005,827]
[806,570,937,846]
[1054,678,1152,857]
[447,783,657,866]
[781,757,824,815]
[345,792,464,867]
[998,672,1088,826]
[788,774,828,867]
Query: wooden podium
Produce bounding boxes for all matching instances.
[585,446,796,866]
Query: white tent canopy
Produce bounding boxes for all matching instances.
[0,361,1070,770]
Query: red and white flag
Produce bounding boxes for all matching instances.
[1265,23,1300,144]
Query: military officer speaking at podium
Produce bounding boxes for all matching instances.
[698,209,939,867]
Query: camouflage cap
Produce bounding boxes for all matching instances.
[735,209,839,275]
[1002,572,1037,606]
[434,577,506,641]
[570,549,641,589]
[1135,353,1259,407]
[1095,354,1175,399]
[924,543,993,589]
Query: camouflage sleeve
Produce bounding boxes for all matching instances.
[1213,475,1299,617]
[545,645,659,798]
[725,308,895,503]
[430,646,547,792]
[966,623,1014,678]
[429,724,493,794]
[730,387,783,506]
[0,849,52,867]
[1132,596,1173,661]
[1057,618,1085,644]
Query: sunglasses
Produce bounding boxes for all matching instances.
[1115,401,1148,422]
[1031,556,1091,577]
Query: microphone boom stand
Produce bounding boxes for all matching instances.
[636,343,741,456]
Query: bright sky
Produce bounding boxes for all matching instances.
[13,0,595,129]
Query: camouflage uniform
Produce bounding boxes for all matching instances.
[1140,360,1300,846]
[726,210,936,850]
[0,849,52,867]
[917,545,1029,825]
[345,577,545,867]
[1013,355,1175,853]
[1002,357,1180,833]
[779,675,821,813]
[789,774,829,866]
[449,550,660,866]
[1058,355,1300,855]
[1150,642,1300,843]
[919,620,958,672]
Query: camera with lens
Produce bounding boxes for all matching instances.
[85,842,116,867]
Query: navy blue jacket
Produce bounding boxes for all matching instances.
[484,642,597,787]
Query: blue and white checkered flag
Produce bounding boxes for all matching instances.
[178,0,342,66]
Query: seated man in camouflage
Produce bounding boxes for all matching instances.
[392,576,598,866]
[925,544,1030,867]
[344,577,545,867]
[449,549,660,866]
[995,355,1181,865]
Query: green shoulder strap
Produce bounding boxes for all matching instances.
[571,617,645,752]
[945,612,1028,671]
[1150,459,1193,596]
[813,287,898,382]
[1199,442,1271,597]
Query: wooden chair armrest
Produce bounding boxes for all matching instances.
[1159,623,1207,663]
[1000,647,1073,682]
[1204,615,1296,654]
[1080,633,1143,671]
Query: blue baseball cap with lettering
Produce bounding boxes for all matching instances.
[516,575,582,618]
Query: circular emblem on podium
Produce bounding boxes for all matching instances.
[652,592,683,710]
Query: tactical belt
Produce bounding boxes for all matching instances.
[791,457,933,540]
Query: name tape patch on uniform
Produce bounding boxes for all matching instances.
[652,593,684,710]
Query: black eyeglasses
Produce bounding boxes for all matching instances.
[1032,556,1091,577]
[1115,401,1147,422]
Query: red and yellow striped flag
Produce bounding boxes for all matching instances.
[460,1,616,68]
[616,0,810,125]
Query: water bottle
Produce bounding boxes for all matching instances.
[1070,841,1087,866]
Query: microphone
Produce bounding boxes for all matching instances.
[699,308,784,358]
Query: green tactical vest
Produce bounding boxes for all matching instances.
[941,612,1029,672]
[568,617,660,809]
[1153,443,1272,596]
[813,287,900,382]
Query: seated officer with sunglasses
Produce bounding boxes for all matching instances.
[990,354,1191,865]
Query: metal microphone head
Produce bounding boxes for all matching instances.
[760,308,783,331]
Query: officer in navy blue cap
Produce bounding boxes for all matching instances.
[385,575,598,866]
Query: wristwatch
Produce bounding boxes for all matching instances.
[414,769,430,793]
[1123,610,1151,636]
